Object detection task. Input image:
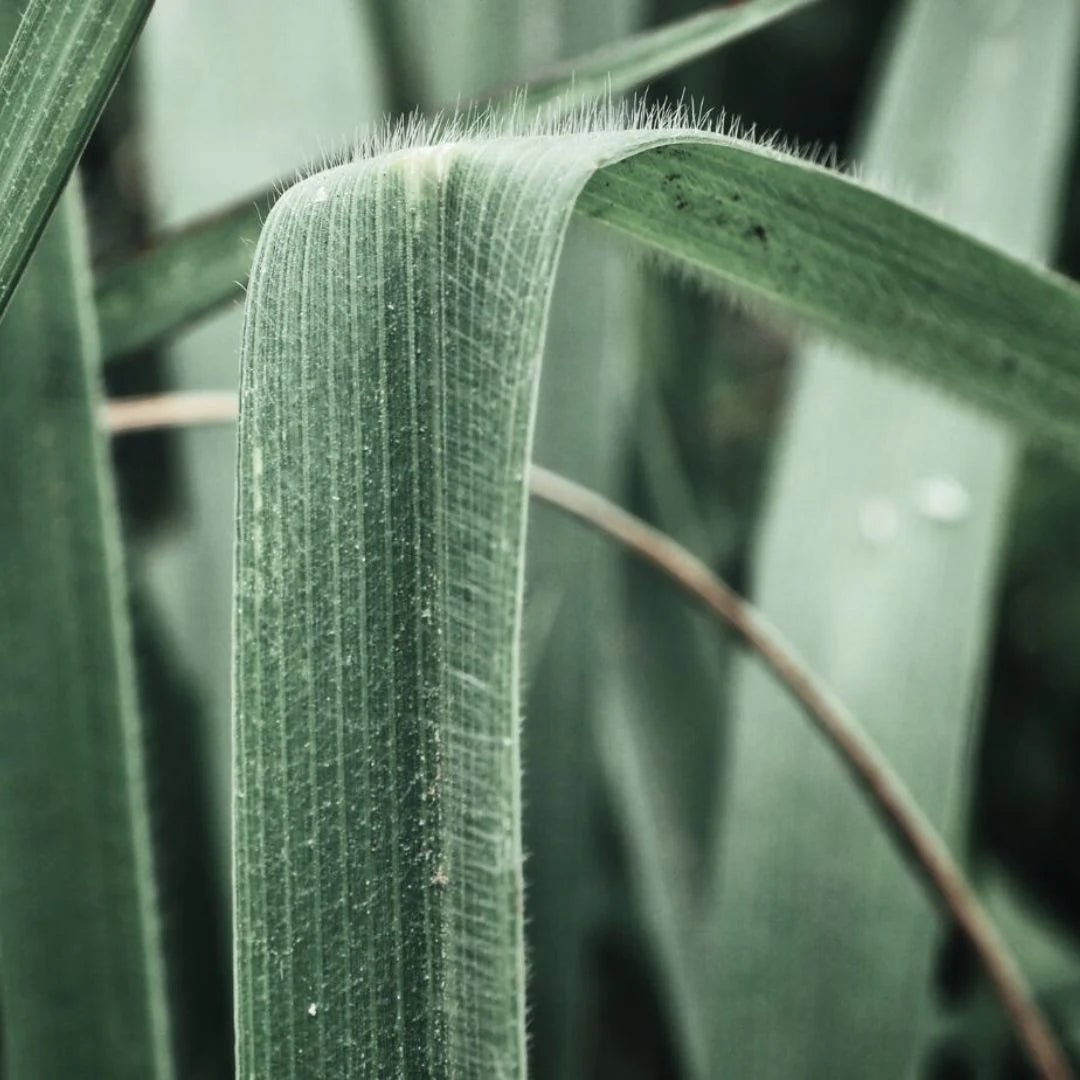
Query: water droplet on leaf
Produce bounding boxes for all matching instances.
[912,475,971,525]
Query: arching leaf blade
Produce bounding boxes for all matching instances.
[512,0,819,110]
[577,137,1080,453]
[234,115,1080,1075]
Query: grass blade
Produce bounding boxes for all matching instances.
[0,0,153,321]
[233,107,1080,1074]
[702,0,1080,1075]
[524,219,646,1078]
[96,0,818,362]
[575,132,1080,453]
[590,383,733,1077]
[519,0,818,111]
[96,195,267,360]
[133,0,390,937]
[0,182,173,1077]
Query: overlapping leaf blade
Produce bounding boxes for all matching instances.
[511,0,817,110]
[0,0,153,322]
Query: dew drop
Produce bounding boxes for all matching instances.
[912,475,971,525]
[312,185,330,204]
[307,1002,318,1017]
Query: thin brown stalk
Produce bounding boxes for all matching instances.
[528,463,1072,1080]
[103,392,239,434]
[104,394,1071,1078]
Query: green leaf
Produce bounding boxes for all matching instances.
[96,195,267,360]
[97,0,819,362]
[0,182,173,1077]
[110,126,1080,454]
[591,383,730,1079]
[702,0,1080,1075]
[233,108,1080,1074]
[0,0,153,322]
[132,0,391,942]
[520,0,818,110]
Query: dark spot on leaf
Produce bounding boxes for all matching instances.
[674,195,689,211]
[749,223,768,244]
[663,172,682,184]
[731,192,742,202]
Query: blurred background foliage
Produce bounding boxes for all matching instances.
[76,0,1080,1076]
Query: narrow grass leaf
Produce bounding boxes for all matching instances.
[520,0,819,111]
[525,217,647,1079]
[0,0,153,322]
[0,183,173,1078]
[97,0,816,362]
[96,195,266,360]
[703,1,1080,1075]
[133,0,389,926]
[591,383,732,1078]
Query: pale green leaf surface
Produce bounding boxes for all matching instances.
[704,1,1080,1075]
[589,364,731,1080]
[575,138,1080,452]
[97,0,816,362]
[235,112,1080,1075]
[406,6,652,1075]
[0,0,153,321]
[0,184,172,1078]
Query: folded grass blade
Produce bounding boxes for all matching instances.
[233,102,1080,1075]
[0,0,153,322]
[96,196,267,360]
[0,183,173,1078]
